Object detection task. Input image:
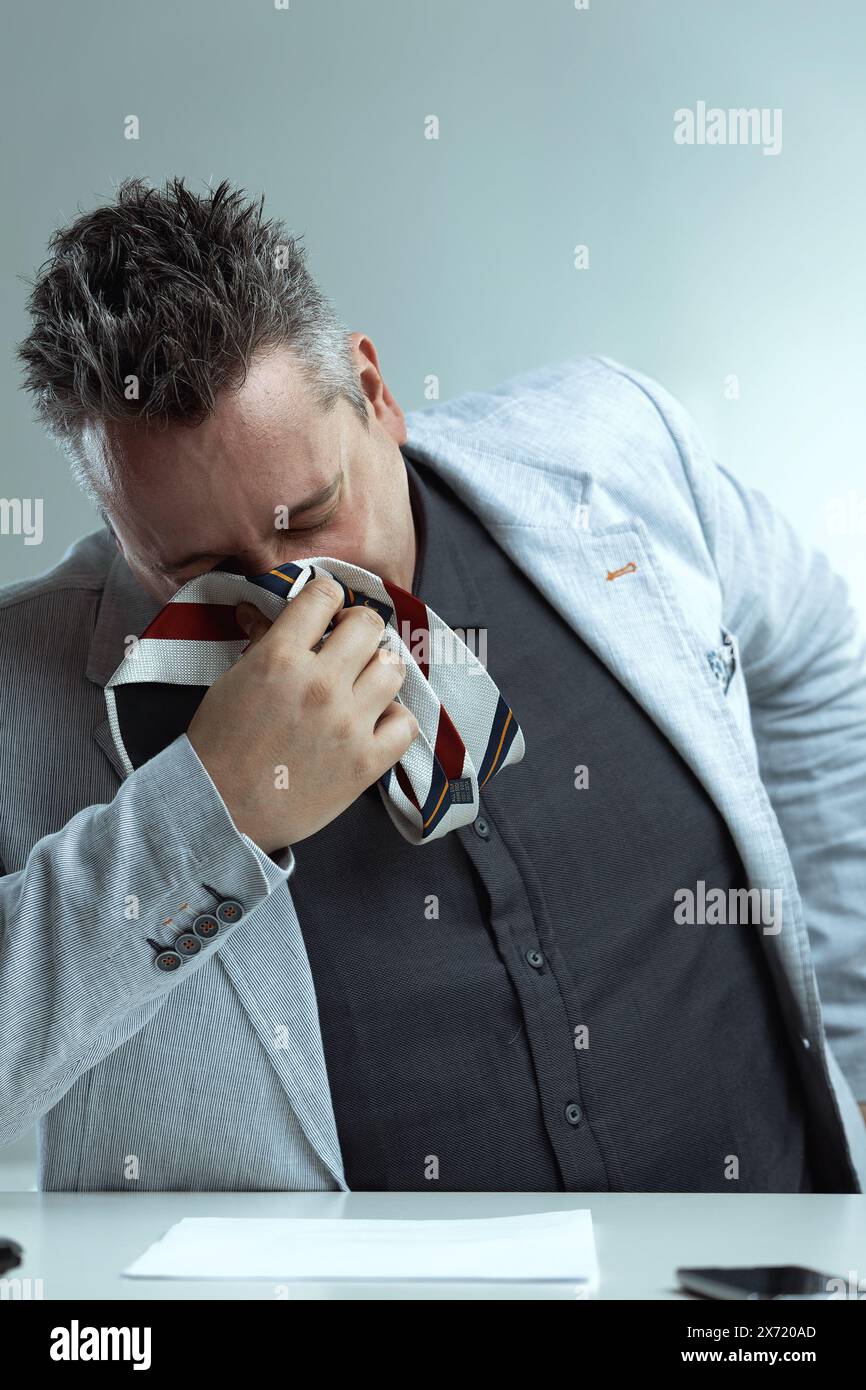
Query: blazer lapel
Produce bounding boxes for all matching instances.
[490,515,788,875]
[86,542,163,690]
[88,542,163,780]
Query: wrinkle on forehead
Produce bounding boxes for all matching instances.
[78,347,326,500]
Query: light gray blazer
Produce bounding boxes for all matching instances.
[2,355,865,1191]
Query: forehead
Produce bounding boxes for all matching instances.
[83,348,341,504]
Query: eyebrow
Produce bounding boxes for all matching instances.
[160,472,343,572]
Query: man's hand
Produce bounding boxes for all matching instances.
[187,576,418,852]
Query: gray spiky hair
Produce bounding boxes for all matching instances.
[17,176,368,491]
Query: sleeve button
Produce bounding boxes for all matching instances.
[175,932,202,957]
[155,950,183,972]
[216,899,244,925]
[193,913,221,940]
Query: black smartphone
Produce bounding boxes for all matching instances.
[677,1265,846,1301]
[0,1238,22,1276]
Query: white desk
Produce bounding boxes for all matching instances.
[1,1191,864,1300]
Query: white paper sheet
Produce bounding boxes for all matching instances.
[123,1210,597,1284]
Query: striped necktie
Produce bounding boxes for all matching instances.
[105,557,525,845]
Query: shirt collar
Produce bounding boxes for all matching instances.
[401,447,489,629]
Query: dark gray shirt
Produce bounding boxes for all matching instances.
[291,450,819,1192]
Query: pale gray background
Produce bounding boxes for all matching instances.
[1,0,864,1186]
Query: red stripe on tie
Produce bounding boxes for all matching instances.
[433,703,466,780]
[382,579,431,681]
[140,603,248,643]
[394,761,420,810]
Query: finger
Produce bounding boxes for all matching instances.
[371,702,420,770]
[318,604,390,682]
[320,604,357,642]
[354,643,407,713]
[259,574,346,655]
[235,602,273,648]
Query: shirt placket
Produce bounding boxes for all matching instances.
[457,803,611,1191]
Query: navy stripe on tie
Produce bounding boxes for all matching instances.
[478,694,519,788]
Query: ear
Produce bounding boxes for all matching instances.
[347,333,407,444]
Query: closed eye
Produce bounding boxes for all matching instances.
[292,515,332,535]
[287,472,344,536]
[285,502,340,536]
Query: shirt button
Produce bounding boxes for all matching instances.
[473,816,491,841]
[565,1102,583,1127]
[175,933,202,958]
[525,948,545,969]
[216,899,245,925]
[193,913,221,940]
[155,950,183,973]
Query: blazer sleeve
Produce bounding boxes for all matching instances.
[0,733,295,1148]
[607,360,866,1099]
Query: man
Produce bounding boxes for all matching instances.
[4,176,866,1193]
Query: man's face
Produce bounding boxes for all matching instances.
[81,340,415,602]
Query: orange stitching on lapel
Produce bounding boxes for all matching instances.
[606,561,638,582]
